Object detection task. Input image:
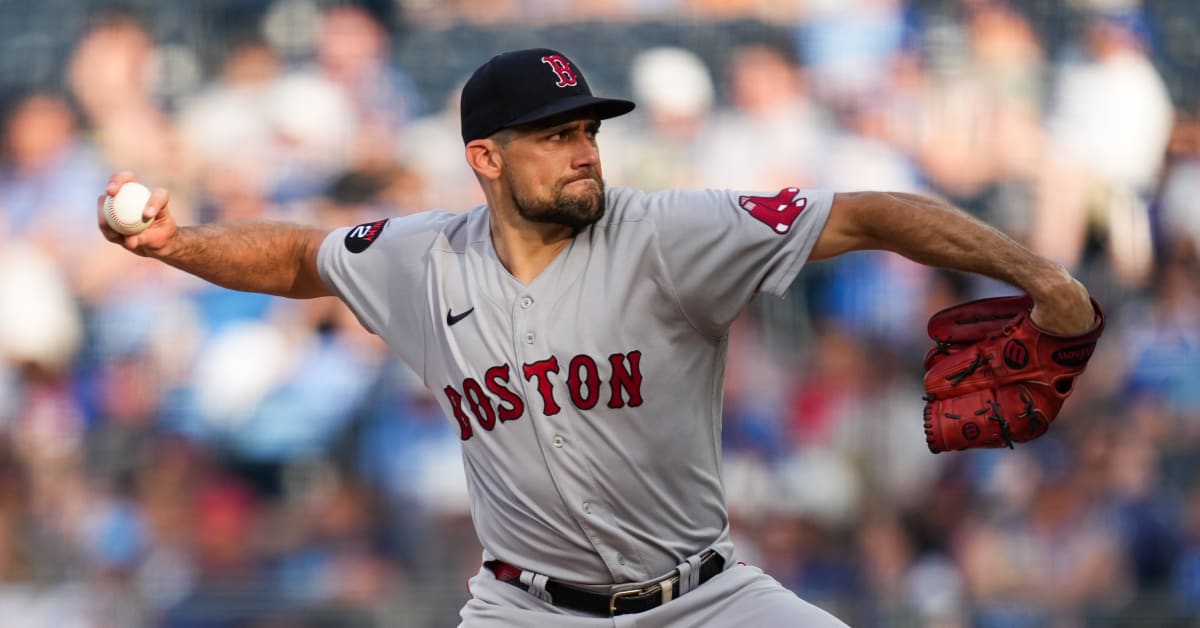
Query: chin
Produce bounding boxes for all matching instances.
[512,177,606,229]
[577,196,604,222]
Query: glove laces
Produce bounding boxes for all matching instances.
[946,353,992,386]
[1016,387,1046,438]
[976,399,1014,448]
[931,336,954,357]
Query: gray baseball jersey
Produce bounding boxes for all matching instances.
[317,185,832,587]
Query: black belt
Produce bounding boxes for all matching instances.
[485,550,725,616]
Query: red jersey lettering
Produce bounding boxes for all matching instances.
[608,351,644,408]
[522,357,562,415]
[443,385,474,440]
[566,354,601,410]
[485,364,525,422]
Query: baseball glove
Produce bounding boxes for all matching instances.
[922,294,1105,453]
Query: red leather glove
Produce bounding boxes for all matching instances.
[922,295,1105,453]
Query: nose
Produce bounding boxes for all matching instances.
[573,145,598,171]
[571,131,599,170]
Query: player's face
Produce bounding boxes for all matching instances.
[499,116,605,232]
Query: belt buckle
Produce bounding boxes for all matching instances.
[609,587,644,616]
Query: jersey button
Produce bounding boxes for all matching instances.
[583,501,592,514]
[617,555,626,566]
[552,435,564,448]
[524,331,535,344]
[520,296,534,309]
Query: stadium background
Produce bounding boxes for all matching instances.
[0,0,1197,626]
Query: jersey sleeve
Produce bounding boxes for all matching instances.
[317,211,447,366]
[646,187,833,336]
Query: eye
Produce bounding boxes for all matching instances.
[546,131,564,141]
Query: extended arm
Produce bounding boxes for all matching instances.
[98,172,333,299]
[811,191,1094,335]
[151,221,330,298]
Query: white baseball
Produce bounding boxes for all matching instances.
[104,182,154,236]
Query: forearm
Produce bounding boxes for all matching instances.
[847,192,1064,296]
[821,191,1095,333]
[154,220,331,298]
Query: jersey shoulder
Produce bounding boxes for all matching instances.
[318,206,485,285]
[602,185,708,225]
[347,205,483,255]
[603,185,750,227]
[425,205,488,255]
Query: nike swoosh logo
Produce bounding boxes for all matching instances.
[447,307,475,326]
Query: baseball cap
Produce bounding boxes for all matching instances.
[460,48,635,144]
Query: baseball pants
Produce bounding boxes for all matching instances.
[459,561,849,627]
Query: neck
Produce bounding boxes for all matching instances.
[488,200,575,285]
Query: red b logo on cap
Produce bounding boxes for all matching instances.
[541,55,578,88]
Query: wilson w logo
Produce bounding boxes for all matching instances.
[1003,339,1029,370]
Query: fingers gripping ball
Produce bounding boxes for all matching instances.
[922,295,1105,453]
[104,182,154,235]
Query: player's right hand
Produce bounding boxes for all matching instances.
[97,171,177,256]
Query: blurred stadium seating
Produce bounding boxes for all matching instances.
[0,0,1197,626]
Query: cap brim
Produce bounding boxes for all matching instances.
[503,95,635,131]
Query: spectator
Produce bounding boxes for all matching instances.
[1033,10,1175,286]
[162,478,288,627]
[797,0,909,107]
[176,37,284,197]
[604,46,716,190]
[910,2,1048,237]
[0,94,111,259]
[399,81,485,212]
[312,6,423,167]
[957,451,1131,626]
[1157,111,1200,261]
[697,39,831,190]
[66,12,177,189]
[0,6,1191,625]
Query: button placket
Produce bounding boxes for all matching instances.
[511,289,596,557]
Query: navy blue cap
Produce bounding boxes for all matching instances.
[460,48,635,144]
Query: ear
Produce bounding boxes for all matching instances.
[465,139,503,181]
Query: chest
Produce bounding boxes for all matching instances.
[418,237,685,440]
[429,232,676,360]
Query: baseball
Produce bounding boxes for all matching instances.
[103,182,154,236]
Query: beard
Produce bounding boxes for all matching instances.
[508,171,606,232]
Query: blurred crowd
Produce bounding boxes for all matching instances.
[0,0,1197,626]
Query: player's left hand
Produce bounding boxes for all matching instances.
[1027,270,1095,336]
[921,293,1104,453]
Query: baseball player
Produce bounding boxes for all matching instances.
[99,48,1097,626]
